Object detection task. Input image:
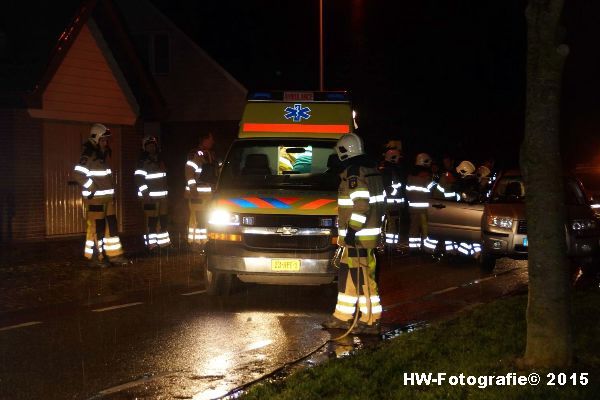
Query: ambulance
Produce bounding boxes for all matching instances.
[205,91,356,295]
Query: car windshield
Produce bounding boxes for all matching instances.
[491,174,587,205]
[218,139,341,191]
[491,176,525,203]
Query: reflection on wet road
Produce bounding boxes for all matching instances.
[0,254,528,399]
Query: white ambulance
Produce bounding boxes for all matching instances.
[205,91,356,295]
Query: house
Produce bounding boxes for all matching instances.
[0,0,246,242]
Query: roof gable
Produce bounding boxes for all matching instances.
[29,20,138,125]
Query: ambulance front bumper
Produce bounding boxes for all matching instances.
[207,243,336,285]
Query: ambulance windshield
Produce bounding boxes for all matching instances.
[218,139,341,191]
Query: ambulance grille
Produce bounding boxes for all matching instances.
[243,234,330,250]
[243,214,322,228]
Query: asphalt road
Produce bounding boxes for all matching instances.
[0,254,528,400]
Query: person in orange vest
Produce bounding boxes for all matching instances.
[73,123,128,267]
[135,136,170,252]
[185,132,219,250]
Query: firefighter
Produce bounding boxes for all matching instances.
[185,131,218,250]
[406,153,435,252]
[378,139,408,251]
[135,136,170,251]
[450,160,482,256]
[73,123,128,267]
[322,133,385,335]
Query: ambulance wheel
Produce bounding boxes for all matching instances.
[206,269,232,296]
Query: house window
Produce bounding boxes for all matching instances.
[132,32,170,75]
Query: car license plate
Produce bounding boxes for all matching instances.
[271,259,301,271]
[523,237,528,247]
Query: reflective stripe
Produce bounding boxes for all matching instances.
[186,160,199,170]
[74,165,90,174]
[427,181,436,190]
[335,304,356,315]
[350,213,367,224]
[349,190,370,200]
[146,172,166,180]
[196,187,212,193]
[87,169,112,177]
[84,247,94,255]
[409,202,429,208]
[369,194,385,203]
[406,185,430,193]
[338,228,381,236]
[149,191,168,197]
[139,185,149,192]
[103,243,122,251]
[134,169,147,176]
[83,179,93,189]
[104,237,120,244]
[82,189,114,197]
[86,240,95,246]
[338,198,354,206]
[187,179,197,186]
[359,295,381,304]
[370,305,383,314]
[188,234,207,240]
[338,293,358,304]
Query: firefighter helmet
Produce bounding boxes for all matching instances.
[384,148,401,164]
[89,123,111,145]
[383,139,402,152]
[456,160,476,177]
[476,165,491,179]
[336,133,364,161]
[415,153,432,167]
[142,135,159,150]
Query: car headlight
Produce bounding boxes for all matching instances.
[571,219,596,231]
[487,215,513,229]
[208,209,240,226]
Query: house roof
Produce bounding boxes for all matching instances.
[0,0,165,117]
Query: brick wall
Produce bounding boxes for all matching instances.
[0,109,45,241]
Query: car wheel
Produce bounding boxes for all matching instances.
[206,268,232,296]
[479,251,496,273]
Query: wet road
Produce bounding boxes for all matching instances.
[0,254,528,399]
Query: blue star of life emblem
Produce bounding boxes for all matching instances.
[284,104,311,122]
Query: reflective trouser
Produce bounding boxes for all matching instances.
[408,207,428,250]
[384,207,401,245]
[423,237,439,254]
[188,195,211,245]
[332,247,382,326]
[142,197,170,248]
[83,197,123,260]
[447,241,482,257]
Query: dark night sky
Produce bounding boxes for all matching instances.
[147,0,600,170]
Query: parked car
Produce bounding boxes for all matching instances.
[573,165,600,217]
[427,169,600,272]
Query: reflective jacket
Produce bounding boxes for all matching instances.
[379,161,407,208]
[185,148,217,198]
[406,169,434,208]
[73,143,115,199]
[135,153,168,199]
[337,157,385,249]
[433,172,460,201]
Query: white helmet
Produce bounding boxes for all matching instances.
[89,123,111,145]
[336,133,364,161]
[142,135,158,150]
[456,160,476,177]
[415,153,432,167]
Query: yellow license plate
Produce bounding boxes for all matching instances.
[271,259,301,271]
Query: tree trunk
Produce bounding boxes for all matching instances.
[520,0,572,368]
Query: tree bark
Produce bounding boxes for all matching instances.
[520,0,572,368]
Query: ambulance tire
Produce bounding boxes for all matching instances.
[206,269,232,296]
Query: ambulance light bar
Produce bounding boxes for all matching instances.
[248,91,350,102]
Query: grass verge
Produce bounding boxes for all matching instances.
[243,291,600,399]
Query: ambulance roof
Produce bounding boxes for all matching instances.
[239,91,354,140]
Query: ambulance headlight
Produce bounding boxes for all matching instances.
[208,209,240,226]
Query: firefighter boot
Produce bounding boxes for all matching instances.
[109,255,131,266]
[321,316,352,330]
[352,321,381,335]
[88,253,110,268]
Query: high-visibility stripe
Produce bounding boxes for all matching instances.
[87,169,112,177]
[82,189,114,197]
[139,184,149,192]
[335,304,356,315]
[187,179,197,186]
[83,179,93,189]
[409,202,429,208]
[74,165,90,174]
[300,198,335,210]
[406,185,430,192]
[338,198,353,206]
[351,213,367,224]
[337,293,358,304]
[349,190,370,200]
[339,228,381,236]
[149,191,168,197]
[134,169,147,176]
[146,172,166,180]
[243,123,350,134]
